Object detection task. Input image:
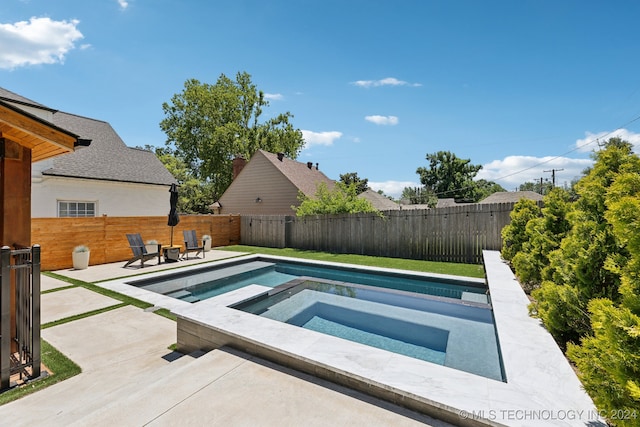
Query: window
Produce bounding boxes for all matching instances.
[58,201,96,217]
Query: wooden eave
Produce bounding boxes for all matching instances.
[0,101,78,162]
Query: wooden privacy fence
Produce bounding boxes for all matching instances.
[32,215,240,271]
[242,203,519,264]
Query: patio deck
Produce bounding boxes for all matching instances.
[0,250,445,426]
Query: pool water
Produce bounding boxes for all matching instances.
[233,280,504,381]
[130,259,488,304]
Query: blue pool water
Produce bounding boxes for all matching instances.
[129,258,488,304]
[128,256,503,381]
[233,280,504,381]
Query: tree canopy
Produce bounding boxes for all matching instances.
[416,151,499,201]
[339,172,369,195]
[160,72,305,200]
[294,182,379,216]
[400,186,437,206]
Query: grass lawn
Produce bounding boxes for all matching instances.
[218,245,485,278]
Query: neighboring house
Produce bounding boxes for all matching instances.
[358,189,400,211]
[478,191,543,204]
[0,88,176,218]
[219,150,335,215]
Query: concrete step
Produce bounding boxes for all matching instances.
[43,350,203,426]
[68,349,250,426]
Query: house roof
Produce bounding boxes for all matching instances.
[478,191,543,204]
[0,88,79,162]
[257,150,334,197]
[45,112,175,185]
[1,87,175,186]
[358,189,400,211]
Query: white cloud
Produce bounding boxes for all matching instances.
[351,77,421,88]
[575,128,640,153]
[0,17,83,69]
[369,180,419,199]
[477,155,593,190]
[301,130,342,148]
[365,115,398,126]
[264,93,283,101]
[117,0,129,10]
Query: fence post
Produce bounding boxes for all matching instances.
[284,216,293,248]
[31,245,41,379]
[1,246,11,390]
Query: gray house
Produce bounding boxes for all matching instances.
[0,87,176,217]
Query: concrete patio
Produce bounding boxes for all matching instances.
[0,250,446,426]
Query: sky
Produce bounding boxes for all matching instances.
[3,0,640,198]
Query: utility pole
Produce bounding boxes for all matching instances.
[539,177,544,195]
[544,168,564,187]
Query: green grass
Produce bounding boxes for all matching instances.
[42,303,128,329]
[44,272,154,310]
[217,245,485,278]
[0,340,81,406]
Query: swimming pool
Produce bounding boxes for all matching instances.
[127,258,489,304]
[232,278,504,381]
[101,252,600,425]
[126,256,502,380]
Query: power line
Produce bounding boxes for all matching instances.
[430,111,640,197]
[489,112,640,184]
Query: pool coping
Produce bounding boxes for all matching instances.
[97,251,603,426]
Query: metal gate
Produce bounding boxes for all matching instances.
[1,245,41,391]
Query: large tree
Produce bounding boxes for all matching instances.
[416,151,483,201]
[160,72,305,199]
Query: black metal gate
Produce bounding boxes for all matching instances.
[0,245,41,391]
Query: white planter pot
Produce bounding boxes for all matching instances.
[72,251,90,270]
[145,244,159,254]
[203,240,212,252]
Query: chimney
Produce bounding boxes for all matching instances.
[277,152,284,161]
[315,163,319,170]
[307,161,313,169]
[232,156,247,180]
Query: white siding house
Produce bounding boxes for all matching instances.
[0,87,176,218]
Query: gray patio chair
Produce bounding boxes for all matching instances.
[123,233,160,268]
[182,230,205,260]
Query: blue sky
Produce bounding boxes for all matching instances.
[3,0,640,198]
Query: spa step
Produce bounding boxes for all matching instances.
[460,291,489,304]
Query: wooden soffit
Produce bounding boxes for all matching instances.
[0,101,78,162]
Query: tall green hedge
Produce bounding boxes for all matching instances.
[504,138,640,423]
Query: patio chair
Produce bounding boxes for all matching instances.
[123,233,160,268]
[182,230,205,260]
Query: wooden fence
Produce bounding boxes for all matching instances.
[32,215,240,271]
[242,203,519,264]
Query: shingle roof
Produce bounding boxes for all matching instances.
[258,150,334,197]
[0,87,51,110]
[1,87,175,186]
[45,112,175,185]
[358,189,400,210]
[478,191,543,204]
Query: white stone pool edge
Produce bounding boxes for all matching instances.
[98,251,603,427]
